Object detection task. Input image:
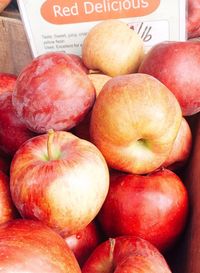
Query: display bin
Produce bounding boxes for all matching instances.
[0,7,200,273]
[0,7,32,75]
[167,113,200,273]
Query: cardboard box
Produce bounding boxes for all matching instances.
[166,113,200,273]
[0,8,32,75]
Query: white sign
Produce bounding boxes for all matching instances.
[17,0,187,57]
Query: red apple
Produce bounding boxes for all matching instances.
[161,117,193,170]
[0,171,16,224]
[0,91,35,156]
[0,72,17,94]
[97,169,188,252]
[187,0,200,39]
[139,41,200,116]
[90,73,182,174]
[10,130,109,237]
[82,236,172,273]
[0,219,81,272]
[65,221,102,267]
[12,52,96,134]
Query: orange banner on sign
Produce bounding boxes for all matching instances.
[41,0,160,25]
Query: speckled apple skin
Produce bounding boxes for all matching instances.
[12,52,95,134]
[0,91,35,156]
[0,73,17,94]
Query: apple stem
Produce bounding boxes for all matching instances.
[47,129,54,161]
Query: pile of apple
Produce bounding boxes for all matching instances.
[0,18,199,272]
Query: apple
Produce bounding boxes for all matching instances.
[0,219,81,272]
[82,19,144,77]
[161,117,192,170]
[0,0,11,13]
[82,236,172,273]
[138,41,200,116]
[12,52,96,134]
[0,171,16,225]
[65,220,102,267]
[90,73,182,174]
[10,130,109,237]
[0,72,17,94]
[0,91,35,157]
[97,168,188,252]
[187,0,200,39]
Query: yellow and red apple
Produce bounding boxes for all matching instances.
[90,73,182,174]
[10,130,109,237]
[82,19,144,77]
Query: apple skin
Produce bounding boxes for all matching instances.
[12,52,96,134]
[97,169,188,252]
[73,73,111,141]
[82,236,172,273]
[0,91,35,156]
[82,19,144,77]
[65,221,102,267]
[161,117,192,170]
[0,171,16,225]
[90,73,182,174]
[68,54,89,74]
[139,41,200,116]
[0,72,17,94]
[88,74,112,97]
[10,130,109,237]
[187,0,200,39]
[0,219,81,272]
